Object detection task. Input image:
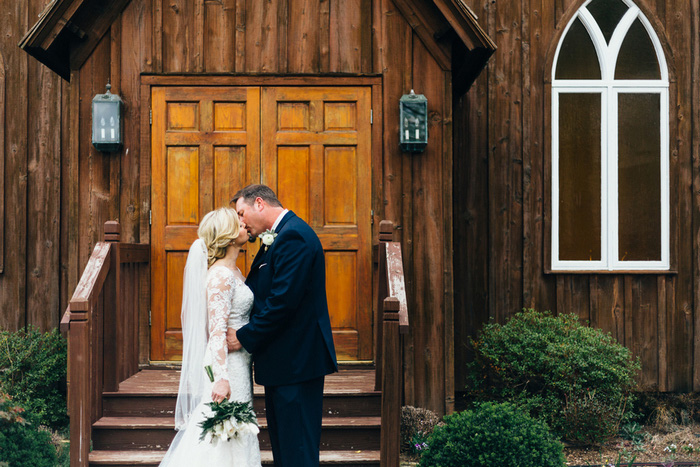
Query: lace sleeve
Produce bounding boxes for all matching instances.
[206,267,234,383]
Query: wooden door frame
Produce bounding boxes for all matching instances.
[139,75,384,365]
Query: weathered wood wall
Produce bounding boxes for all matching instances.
[0,0,65,331]
[454,0,700,392]
[4,0,456,414]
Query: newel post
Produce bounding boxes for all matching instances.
[68,311,90,467]
[103,221,120,392]
[104,220,120,242]
[104,221,121,242]
[380,296,401,467]
[375,220,394,391]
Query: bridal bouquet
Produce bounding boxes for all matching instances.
[200,365,259,443]
[198,399,259,444]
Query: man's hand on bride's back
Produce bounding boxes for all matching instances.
[227,328,243,352]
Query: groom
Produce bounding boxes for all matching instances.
[227,184,338,467]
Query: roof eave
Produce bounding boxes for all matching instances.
[19,0,131,82]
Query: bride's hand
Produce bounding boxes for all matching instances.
[212,379,231,403]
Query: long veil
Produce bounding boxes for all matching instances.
[160,239,208,466]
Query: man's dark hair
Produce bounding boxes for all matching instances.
[231,184,283,208]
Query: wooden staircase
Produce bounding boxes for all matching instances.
[88,367,381,466]
[64,221,407,466]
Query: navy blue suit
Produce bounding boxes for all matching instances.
[237,211,337,466]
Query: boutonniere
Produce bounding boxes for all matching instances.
[260,229,277,251]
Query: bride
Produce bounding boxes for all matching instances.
[160,207,262,467]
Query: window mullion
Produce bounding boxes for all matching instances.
[607,86,618,270]
[552,90,560,268]
[661,90,670,268]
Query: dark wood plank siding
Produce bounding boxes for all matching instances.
[487,0,524,326]
[329,0,363,73]
[119,0,147,244]
[60,69,79,322]
[411,38,447,412]
[453,74,490,395]
[26,2,62,329]
[692,0,700,392]
[0,53,4,276]
[78,36,113,275]
[149,0,375,75]
[1,0,30,330]
[454,0,700,393]
[662,0,695,393]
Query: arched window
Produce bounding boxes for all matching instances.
[551,0,669,271]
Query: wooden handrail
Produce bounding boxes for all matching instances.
[62,221,149,467]
[376,220,409,467]
[385,242,409,332]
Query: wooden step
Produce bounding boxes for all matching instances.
[89,449,381,466]
[113,368,376,396]
[103,391,380,418]
[91,368,381,463]
[102,368,380,419]
[92,416,381,451]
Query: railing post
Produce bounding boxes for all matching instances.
[380,296,401,467]
[68,312,90,467]
[104,220,120,242]
[375,220,394,391]
[103,221,120,392]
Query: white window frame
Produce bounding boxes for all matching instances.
[551,0,669,271]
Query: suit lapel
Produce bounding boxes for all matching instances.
[249,242,266,273]
[274,211,295,235]
[247,211,295,279]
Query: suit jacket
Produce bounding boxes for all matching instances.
[237,211,338,386]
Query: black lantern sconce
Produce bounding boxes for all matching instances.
[399,90,428,153]
[92,84,123,153]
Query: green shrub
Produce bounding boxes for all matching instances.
[0,394,58,467]
[0,327,67,429]
[419,401,565,467]
[465,309,640,445]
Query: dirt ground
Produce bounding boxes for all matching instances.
[401,424,700,466]
[564,424,700,466]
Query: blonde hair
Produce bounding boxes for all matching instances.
[197,207,240,268]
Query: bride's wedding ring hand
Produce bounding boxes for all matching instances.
[212,379,231,403]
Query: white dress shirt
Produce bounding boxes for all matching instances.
[271,209,289,232]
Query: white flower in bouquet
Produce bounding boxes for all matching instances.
[199,399,258,444]
[224,419,237,439]
[237,421,260,437]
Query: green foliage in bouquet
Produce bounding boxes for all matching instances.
[0,327,68,429]
[419,401,565,467]
[465,309,640,445]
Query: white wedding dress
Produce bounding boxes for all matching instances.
[160,265,262,467]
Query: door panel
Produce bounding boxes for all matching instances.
[261,87,373,361]
[151,86,261,361]
[151,85,372,362]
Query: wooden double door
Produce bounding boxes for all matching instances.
[150,86,373,363]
